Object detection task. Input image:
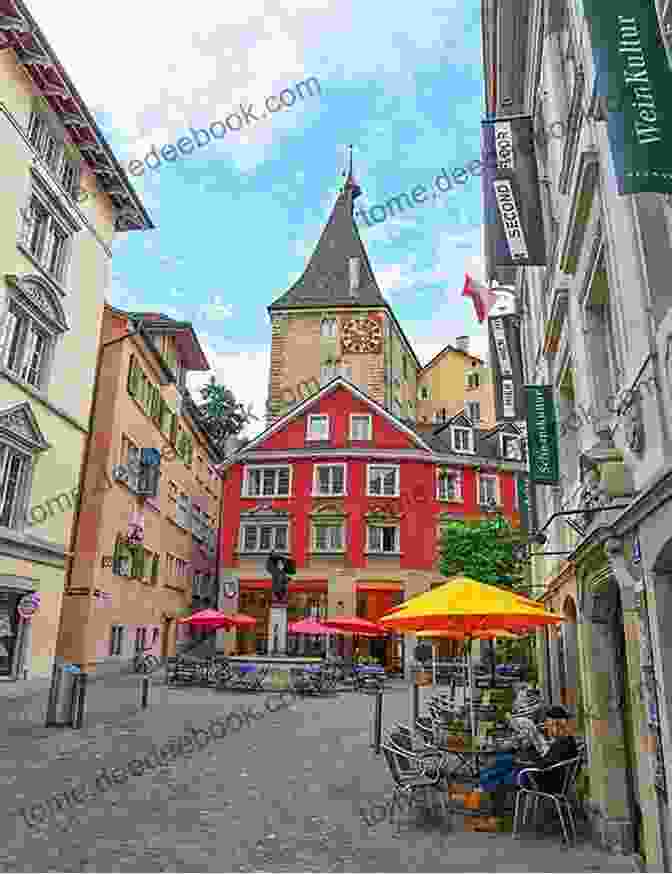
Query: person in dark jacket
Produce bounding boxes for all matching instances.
[521,705,579,795]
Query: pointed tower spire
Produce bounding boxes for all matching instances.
[342,144,362,201]
[268,153,384,310]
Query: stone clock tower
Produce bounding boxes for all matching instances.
[266,160,420,424]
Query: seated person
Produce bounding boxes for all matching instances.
[519,705,579,795]
[511,682,544,722]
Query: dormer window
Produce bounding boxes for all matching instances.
[502,435,521,460]
[320,318,337,338]
[451,426,474,453]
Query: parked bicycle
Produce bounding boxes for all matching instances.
[133,650,162,673]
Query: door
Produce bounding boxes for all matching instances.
[0,592,21,676]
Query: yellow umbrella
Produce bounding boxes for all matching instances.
[380,576,562,730]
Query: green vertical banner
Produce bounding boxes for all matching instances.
[584,0,672,194]
[517,474,531,535]
[524,386,560,484]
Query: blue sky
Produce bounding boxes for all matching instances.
[32,0,489,437]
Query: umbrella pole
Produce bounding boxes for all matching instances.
[467,637,476,736]
[432,642,437,686]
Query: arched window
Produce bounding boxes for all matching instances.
[0,275,68,392]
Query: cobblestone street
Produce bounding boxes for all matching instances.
[0,678,640,872]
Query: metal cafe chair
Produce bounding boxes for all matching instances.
[512,755,583,845]
[381,738,449,827]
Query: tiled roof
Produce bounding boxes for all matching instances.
[269,175,388,310]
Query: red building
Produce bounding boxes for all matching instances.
[218,378,525,667]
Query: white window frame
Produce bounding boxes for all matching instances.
[313,463,347,496]
[306,414,330,441]
[349,413,372,440]
[501,434,521,460]
[451,426,474,454]
[19,191,73,286]
[477,472,500,507]
[110,625,125,656]
[242,465,292,498]
[121,437,140,491]
[239,523,290,553]
[465,400,481,423]
[437,469,462,502]
[0,443,32,530]
[366,464,400,497]
[366,524,400,554]
[311,522,346,553]
[320,317,337,338]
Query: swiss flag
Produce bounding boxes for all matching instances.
[462,274,497,323]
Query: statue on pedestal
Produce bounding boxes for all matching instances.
[266,550,293,605]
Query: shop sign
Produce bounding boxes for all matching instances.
[524,385,560,484]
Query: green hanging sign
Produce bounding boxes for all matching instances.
[524,386,560,484]
[517,474,530,534]
[584,0,672,194]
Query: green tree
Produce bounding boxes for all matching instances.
[438,517,532,676]
[197,376,256,454]
[437,517,527,591]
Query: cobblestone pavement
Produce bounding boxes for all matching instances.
[0,677,640,872]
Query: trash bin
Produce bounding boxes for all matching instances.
[45,660,81,727]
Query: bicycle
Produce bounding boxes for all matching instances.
[133,651,162,673]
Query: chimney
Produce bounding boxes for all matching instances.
[455,336,469,353]
[349,257,360,296]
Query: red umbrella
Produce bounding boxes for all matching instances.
[177,609,232,629]
[323,617,387,637]
[224,612,257,627]
[288,618,331,635]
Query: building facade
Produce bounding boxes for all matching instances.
[0,1,151,681]
[56,309,221,672]
[482,0,672,866]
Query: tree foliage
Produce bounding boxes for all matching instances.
[197,376,256,453]
[438,518,527,592]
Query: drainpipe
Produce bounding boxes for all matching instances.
[63,320,145,667]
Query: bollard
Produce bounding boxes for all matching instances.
[372,686,383,754]
[141,676,150,709]
[72,673,87,729]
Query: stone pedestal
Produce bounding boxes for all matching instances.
[269,604,288,655]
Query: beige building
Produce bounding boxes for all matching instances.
[57,308,221,672]
[0,2,151,681]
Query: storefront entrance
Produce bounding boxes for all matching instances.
[0,591,21,676]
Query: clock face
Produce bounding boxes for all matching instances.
[341,318,382,353]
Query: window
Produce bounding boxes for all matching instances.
[307,414,329,441]
[121,436,140,491]
[135,626,148,653]
[367,524,399,554]
[466,371,480,389]
[320,361,352,384]
[19,195,72,284]
[320,318,337,337]
[419,386,430,400]
[350,414,372,440]
[0,445,29,528]
[465,401,481,423]
[437,470,462,501]
[240,523,289,552]
[243,466,291,497]
[478,473,499,507]
[502,435,521,460]
[176,492,191,528]
[313,464,346,496]
[312,523,345,552]
[367,465,399,497]
[392,398,402,418]
[110,625,124,656]
[452,427,474,453]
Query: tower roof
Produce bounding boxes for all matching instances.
[269,158,387,311]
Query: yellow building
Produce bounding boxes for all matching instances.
[0,3,151,682]
[416,338,495,428]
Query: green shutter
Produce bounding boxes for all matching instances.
[127,356,139,397]
[152,390,162,424]
[151,552,160,584]
[185,436,193,466]
[112,533,125,574]
[131,544,145,579]
[170,415,178,446]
